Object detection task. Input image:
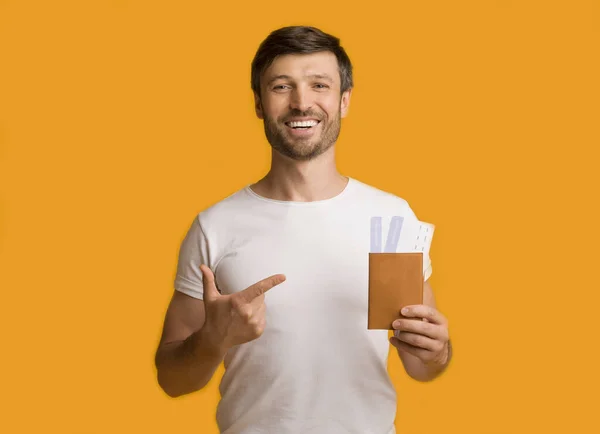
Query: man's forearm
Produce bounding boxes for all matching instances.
[155,328,226,397]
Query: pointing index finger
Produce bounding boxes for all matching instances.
[238,274,286,302]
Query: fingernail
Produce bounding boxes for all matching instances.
[401,307,409,315]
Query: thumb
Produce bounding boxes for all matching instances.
[199,264,219,301]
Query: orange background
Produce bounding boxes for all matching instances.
[1,1,599,433]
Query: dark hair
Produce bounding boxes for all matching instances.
[251,26,353,97]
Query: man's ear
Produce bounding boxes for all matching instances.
[254,92,264,120]
[340,88,352,118]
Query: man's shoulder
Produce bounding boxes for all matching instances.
[192,184,251,226]
[350,177,411,210]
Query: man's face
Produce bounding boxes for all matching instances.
[255,51,351,161]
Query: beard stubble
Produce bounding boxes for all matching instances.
[262,106,342,161]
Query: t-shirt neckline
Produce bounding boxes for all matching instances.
[244,176,355,206]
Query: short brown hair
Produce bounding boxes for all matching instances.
[251,26,354,97]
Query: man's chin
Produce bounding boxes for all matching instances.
[279,141,331,161]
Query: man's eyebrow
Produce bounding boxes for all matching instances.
[266,75,292,86]
[307,73,333,83]
[266,73,334,86]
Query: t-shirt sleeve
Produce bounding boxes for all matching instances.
[405,203,433,282]
[173,214,210,300]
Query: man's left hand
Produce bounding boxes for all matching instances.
[390,305,450,366]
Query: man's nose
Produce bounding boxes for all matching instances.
[289,87,313,112]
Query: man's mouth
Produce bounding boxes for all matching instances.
[284,120,321,129]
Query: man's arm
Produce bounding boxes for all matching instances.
[155,265,286,398]
[393,279,452,382]
[154,290,226,398]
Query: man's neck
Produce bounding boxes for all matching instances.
[250,170,348,203]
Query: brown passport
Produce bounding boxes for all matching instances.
[368,252,423,330]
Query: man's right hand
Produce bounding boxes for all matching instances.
[198,264,286,354]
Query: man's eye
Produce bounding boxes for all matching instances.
[314,84,329,89]
[273,85,288,90]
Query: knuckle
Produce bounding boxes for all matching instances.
[437,341,446,353]
[252,322,264,336]
[250,289,262,300]
[414,335,426,347]
[423,322,434,335]
[235,305,252,320]
[230,297,244,311]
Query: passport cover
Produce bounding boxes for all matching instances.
[368,252,423,330]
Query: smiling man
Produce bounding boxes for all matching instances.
[155,26,452,434]
[258,50,347,162]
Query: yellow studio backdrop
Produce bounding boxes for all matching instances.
[1,1,598,433]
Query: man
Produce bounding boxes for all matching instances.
[155,25,452,434]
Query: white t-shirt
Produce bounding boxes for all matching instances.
[174,176,432,434]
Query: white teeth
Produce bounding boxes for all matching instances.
[287,120,319,128]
